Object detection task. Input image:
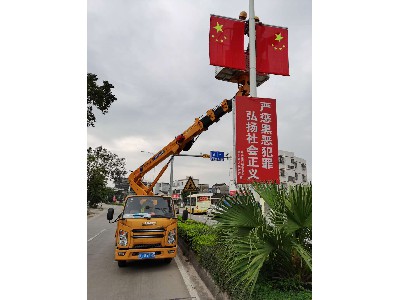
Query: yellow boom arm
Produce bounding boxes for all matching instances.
[128,99,232,195]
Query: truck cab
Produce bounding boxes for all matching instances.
[107,195,178,267]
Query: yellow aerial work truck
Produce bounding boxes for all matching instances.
[107,195,178,267]
[107,76,250,267]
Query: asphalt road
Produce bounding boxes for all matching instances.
[87,205,213,300]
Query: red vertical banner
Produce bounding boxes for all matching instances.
[256,24,289,76]
[235,96,279,184]
[209,15,246,70]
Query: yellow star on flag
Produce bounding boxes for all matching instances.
[213,22,223,33]
[271,34,286,50]
[212,21,227,43]
[275,33,284,42]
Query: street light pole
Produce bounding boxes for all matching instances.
[141,150,156,182]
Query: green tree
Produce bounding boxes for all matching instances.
[87,146,127,207]
[87,169,107,208]
[213,183,312,298]
[87,73,117,127]
[104,186,117,203]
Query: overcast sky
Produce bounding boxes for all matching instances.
[87,0,311,187]
[4,1,400,295]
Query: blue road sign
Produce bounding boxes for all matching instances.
[210,151,224,161]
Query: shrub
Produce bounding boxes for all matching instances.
[178,217,217,253]
[251,281,311,300]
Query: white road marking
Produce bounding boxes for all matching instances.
[88,229,107,242]
[175,251,200,300]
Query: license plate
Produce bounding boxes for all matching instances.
[138,252,155,259]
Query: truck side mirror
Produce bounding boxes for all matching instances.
[107,208,114,221]
[182,209,188,221]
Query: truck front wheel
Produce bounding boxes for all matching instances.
[118,260,127,267]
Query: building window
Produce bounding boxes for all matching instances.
[288,176,295,183]
[295,173,298,180]
[279,155,285,164]
[280,169,285,176]
[302,174,307,182]
[301,163,306,170]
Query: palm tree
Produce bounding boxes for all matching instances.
[213,182,312,297]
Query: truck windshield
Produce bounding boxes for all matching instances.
[123,196,173,218]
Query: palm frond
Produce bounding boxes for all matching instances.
[285,184,312,234]
[253,182,288,224]
[227,229,274,293]
[253,182,312,235]
[292,241,312,271]
[214,188,266,238]
[226,225,295,295]
[253,182,286,212]
[212,182,312,296]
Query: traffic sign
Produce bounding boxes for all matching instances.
[182,176,199,192]
[210,151,224,161]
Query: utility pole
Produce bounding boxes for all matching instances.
[233,0,257,195]
[249,0,257,97]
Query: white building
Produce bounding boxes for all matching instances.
[278,150,308,187]
[153,182,170,195]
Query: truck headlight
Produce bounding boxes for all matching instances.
[167,229,176,244]
[118,229,128,246]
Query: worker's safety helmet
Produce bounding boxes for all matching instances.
[239,11,247,19]
[254,16,260,22]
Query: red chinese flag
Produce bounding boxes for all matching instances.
[235,96,279,184]
[256,24,289,76]
[209,15,246,70]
